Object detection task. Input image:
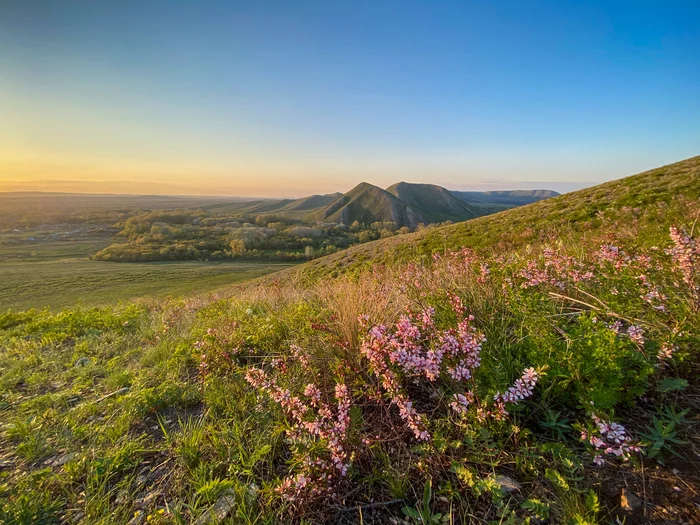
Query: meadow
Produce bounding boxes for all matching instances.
[0,158,698,525]
[0,239,295,311]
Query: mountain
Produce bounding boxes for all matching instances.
[285,155,700,279]
[203,184,558,227]
[386,182,479,223]
[278,193,343,212]
[316,182,485,228]
[316,182,424,227]
[202,193,341,216]
[451,189,560,215]
[452,189,559,206]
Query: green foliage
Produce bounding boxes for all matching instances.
[640,406,689,464]
[521,498,550,520]
[0,492,64,525]
[402,479,445,524]
[539,410,572,440]
[656,377,689,393]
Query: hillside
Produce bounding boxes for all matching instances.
[201,184,559,227]
[452,189,559,206]
[386,182,479,222]
[317,181,486,228]
[1,156,698,525]
[317,182,426,227]
[291,156,700,279]
[278,193,343,212]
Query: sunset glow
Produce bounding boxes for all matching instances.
[1,1,698,196]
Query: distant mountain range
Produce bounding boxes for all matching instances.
[204,183,559,227]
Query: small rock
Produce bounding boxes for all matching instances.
[74,357,91,367]
[493,474,522,494]
[619,488,642,512]
[115,489,129,505]
[135,474,148,487]
[51,452,78,467]
[193,489,236,525]
[95,387,130,403]
[134,491,161,509]
[247,483,259,498]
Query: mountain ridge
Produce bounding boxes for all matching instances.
[257,155,700,282]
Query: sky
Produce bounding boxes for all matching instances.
[1,0,698,197]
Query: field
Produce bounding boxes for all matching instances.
[0,239,295,311]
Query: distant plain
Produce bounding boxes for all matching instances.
[0,237,294,310]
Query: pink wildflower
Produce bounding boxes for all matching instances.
[658,342,676,363]
[627,325,645,347]
[494,367,540,405]
[450,391,474,414]
[582,414,640,465]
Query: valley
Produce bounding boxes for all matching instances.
[0,184,556,310]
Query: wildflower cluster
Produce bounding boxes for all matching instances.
[596,244,632,269]
[657,341,677,364]
[667,226,699,307]
[518,248,594,289]
[581,414,641,465]
[244,366,352,501]
[626,324,645,347]
[195,324,240,383]
[359,296,543,439]
[491,367,540,420]
[359,302,487,440]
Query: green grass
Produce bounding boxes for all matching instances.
[0,157,698,524]
[0,239,296,310]
[0,239,114,261]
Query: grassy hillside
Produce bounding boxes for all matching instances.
[386,182,479,223]
[279,193,343,212]
[1,157,698,524]
[295,156,700,280]
[202,194,342,217]
[317,182,423,226]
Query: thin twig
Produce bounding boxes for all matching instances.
[547,292,639,324]
[335,499,404,513]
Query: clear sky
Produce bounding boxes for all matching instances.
[1,1,698,197]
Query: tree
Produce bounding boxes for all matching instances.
[304,246,315,260]
[229,239,246,255]
[358,230,374,243]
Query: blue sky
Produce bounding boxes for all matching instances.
[1,0,698,196]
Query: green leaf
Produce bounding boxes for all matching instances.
[521,498,550,519]
[656,377,689,393]
[585,490,600,514]
[545,468,569,490]
[423,478,432,508]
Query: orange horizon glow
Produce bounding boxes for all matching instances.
[0,148,670,198]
